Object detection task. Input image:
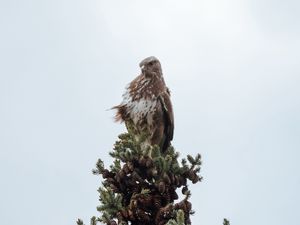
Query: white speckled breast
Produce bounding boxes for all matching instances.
[128,98,157,126]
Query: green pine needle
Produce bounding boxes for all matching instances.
[223,218,230,225]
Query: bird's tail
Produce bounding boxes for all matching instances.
[111,105,126,123]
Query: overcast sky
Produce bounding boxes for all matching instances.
[0,0,300,225]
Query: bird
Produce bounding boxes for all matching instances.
[112,56,174,152]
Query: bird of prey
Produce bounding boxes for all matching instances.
[113,56,174,152]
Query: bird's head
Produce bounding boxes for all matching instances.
[139,56,162,78]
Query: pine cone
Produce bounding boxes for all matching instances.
[153,194,162,209]
[102,169,114,179]
[108,220,117,225]
[123,164,130,174]
[136,209,151,222]
[145,157,153,168]
[163,173,171,184]
[158,181,166,193]
[182,186,188,195]
[139,156,147,167]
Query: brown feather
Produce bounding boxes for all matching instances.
[111,105,127,122]
[158,91,174,152]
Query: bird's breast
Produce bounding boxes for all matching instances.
[127,98,158,126]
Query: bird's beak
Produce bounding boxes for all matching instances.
[140,65,146,73]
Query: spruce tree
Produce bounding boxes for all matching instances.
[77,132,229,225]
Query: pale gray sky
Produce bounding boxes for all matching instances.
[0,1,300,225]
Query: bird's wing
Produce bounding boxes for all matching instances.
[158,90,174,150]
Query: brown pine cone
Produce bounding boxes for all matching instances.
[123,164,130,174]
[145,158,153,168]
[102,169,114,179]
[182,186,188,195]
[158,181,166,193]
[136,209,151,222]
[171,190,179,200]
[153,194,162,209]
[163,173,171,184]
[108,220,117,225]
[138,156,147,167]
